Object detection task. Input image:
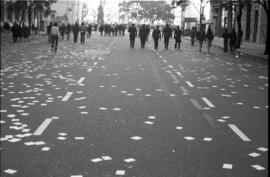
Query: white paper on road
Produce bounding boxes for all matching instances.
[4,169,17,174]
[251,165,265,170]
[124,158,136,163]
[131,136,143,140]
[257,147,268,152]
[248,152,260,157]
[91,158,103,162]
[115,170,125,175]
[184,136,195,140]
[41,147,51,151]
[148,116,156,119]
[57,137,67,140]
[144,121,154,125]
[101,156,112,160]
[223,164,233,169]
[176,126,183,130]
[203,137,212,141]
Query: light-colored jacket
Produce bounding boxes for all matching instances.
[51,26,59,36]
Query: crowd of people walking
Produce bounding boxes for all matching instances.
[1,19,243,56]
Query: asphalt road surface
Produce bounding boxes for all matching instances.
[0,32,268,177]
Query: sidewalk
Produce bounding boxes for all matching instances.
[184,36,268,61]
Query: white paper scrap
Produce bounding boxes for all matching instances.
[91,158,103,163]
[131,136,143,140]
[248,152,260,157]
[223,163,233,169]
[115,170,125,175]
[184,136,195,140]
[257,147,268,152]
[101,156,112,160]
[4,169,17,174]
[251,165,265,170]
[124,158,136,163]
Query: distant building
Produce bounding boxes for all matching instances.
[51,0,78,24]
[1,1,47,30]
[210,0,267,44]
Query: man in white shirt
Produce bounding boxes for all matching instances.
[51,22,59,52]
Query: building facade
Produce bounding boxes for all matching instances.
[210,0,267,44]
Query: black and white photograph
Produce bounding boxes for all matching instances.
[0,0,269,176]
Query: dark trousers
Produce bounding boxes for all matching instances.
[66,32,70,40]
[130,36,135,48]
[191,37,195,46]
[224,40,228,52]
[175,40,181,50]
[140,37,146,48]
[74,32,78,43]
[153,38,159,49]
[81,32,86,44]
[51,35,58,52]
[164,37,170,49]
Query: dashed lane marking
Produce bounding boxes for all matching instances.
[180,86,188,93]
[33,118,53,136]
[201,97,215,108]
[228,124,251,142]
[77,77,85,84]
[62,92,73,101]
[186,81,194,87]
[190,99,203,110]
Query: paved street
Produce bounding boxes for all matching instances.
[0,32,268,177]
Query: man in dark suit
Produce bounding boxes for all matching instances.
[162,24,172,49]
[174,26,182,50]
[152,25,161,50]
[128,24,137,48]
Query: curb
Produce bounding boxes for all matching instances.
[183,36,268,62]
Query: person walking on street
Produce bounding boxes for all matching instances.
[152,25,161,50]
[87,24,92,38]
[128,24,137,48]
[51,22,59,52]
[174,26,182,50]
[80,22,87,44]
[47,22,52,43]
[191,27,196,46]
[197,28,206,52]
[162,24,172,50]
[66,23,71,40]
[11,22,19,42]
[73,22,80,43]
[221,28,229,53]
[60,24,66,40]
[22,23,30,42]
[205,25,214,53]
[138,24,147,49]
[230,28,237,54]
[99,25,104,36]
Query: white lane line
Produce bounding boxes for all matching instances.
[62,92,73,101]
[186,81,194,87]
[228,124,251,142]
[33,118,53,136]
[180,86,188,93]
[201,97,215,108]
[77,77,85,84]
[190,99,203,110]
